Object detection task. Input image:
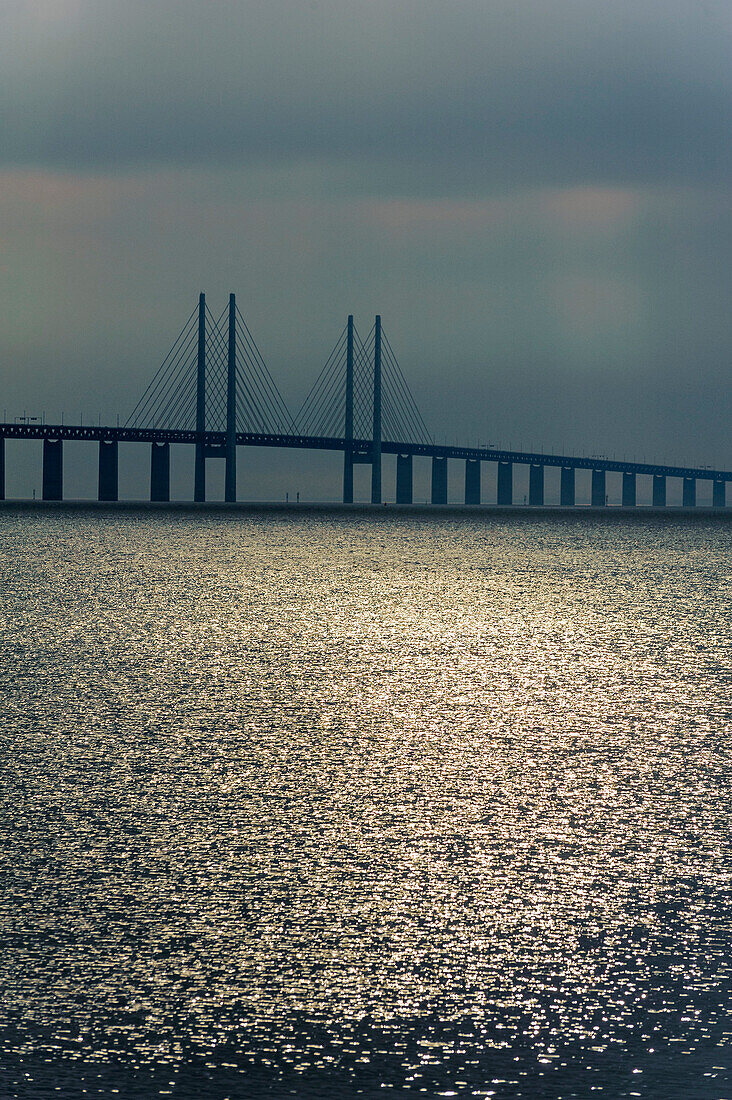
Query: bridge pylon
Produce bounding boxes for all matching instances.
[343,316,355,503]
[225,293,237,503]
[295,314,431,503]
[194,292,206,501]
[371,315,382,503]
[127,293,294,501]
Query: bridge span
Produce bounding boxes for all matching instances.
[2,294,729,508]
[1,423,728,509]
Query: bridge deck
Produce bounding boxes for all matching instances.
[1,423,729,482]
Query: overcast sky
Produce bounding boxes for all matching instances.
[2,0,731,499]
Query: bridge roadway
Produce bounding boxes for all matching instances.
[1,422,730,483]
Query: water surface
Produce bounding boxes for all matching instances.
[1,507,731,1099]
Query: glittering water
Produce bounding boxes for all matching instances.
[1,506,731,1100]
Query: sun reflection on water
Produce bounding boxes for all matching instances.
[1,510,731,1098]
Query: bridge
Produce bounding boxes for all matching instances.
[2,293,729,509]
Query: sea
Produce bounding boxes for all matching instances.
[1,504,731,1100]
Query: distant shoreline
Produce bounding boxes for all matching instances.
[0,499,729,519]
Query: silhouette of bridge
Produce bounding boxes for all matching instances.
[1,293,729,508]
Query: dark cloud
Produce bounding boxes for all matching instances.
[2,0,730,191]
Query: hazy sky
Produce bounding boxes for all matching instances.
[2,0,731,498]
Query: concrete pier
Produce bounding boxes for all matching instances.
[98,440,118,502]
[652,474,666,507]
[713,479,726,508]
[683,477,696,507]
[497,461,512,505]
[396,454,413,504]
[529,463,544,506]
[464,458,480,505]
[591,469,605,506]
[622,471,636,508]
[42,439,63,501]
[150,442,170,502]
[431,456,448,504]
[560,466,575,507]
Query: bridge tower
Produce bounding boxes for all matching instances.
[194,292,206,501]
[343,315,354,504]
[126,293,293,501]
[371,315,382,503]
[296,314,430,503]
[225,294,237,502]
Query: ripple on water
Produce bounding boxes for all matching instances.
[1,509,731,1099]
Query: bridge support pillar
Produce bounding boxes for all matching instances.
[151,442,170,502]
[42,439,63,501]
[622,471,636,507]
[591,469,606,506]
[194,443,206,502]
[497,461,512,505]
[0,435,4,501]
[396,454,413,504]
[465,459,480,505]
[683,477,696,507]
[343,450,354,503]
[652,474,666,507]
[98,440,118,502]
[431,456,448,504]
[529,464,544,506]
[560,466,575,507]
[713,479,726,508]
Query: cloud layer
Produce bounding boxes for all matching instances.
[3,0,731,190]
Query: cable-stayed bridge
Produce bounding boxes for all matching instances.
[1,292,730,508]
